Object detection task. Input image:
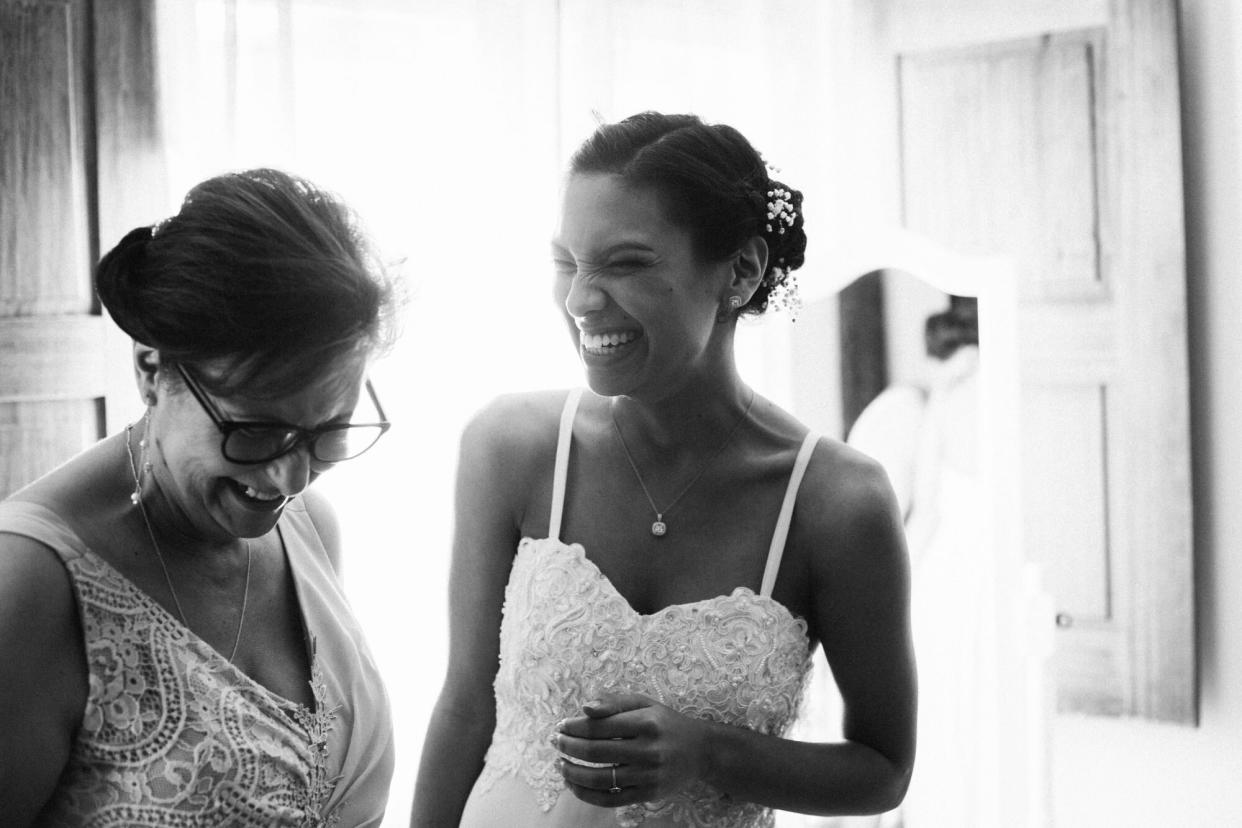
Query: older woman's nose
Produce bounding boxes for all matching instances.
[264,446,313,496]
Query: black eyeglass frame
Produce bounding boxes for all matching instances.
[175,363,391,465]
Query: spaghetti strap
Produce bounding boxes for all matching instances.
[547,388,584,541]
[759,431,820,598]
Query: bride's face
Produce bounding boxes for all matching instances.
[551,173,731,399]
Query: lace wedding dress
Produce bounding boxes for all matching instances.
[460,389,818,827]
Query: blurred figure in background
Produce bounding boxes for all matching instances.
[848,297,991,828]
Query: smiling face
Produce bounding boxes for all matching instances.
[552,174,735,400]
[139,350,368,543]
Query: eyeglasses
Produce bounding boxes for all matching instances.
[176,364,391,465]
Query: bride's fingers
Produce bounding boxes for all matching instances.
[553,732,639,767]
[559,760,653,805]
[556,709,652,740]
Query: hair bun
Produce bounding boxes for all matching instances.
[757,179,806,316]
[95,225,157,344]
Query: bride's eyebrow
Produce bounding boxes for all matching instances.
[550,240,657,259]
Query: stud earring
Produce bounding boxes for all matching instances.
[717,295,743,324]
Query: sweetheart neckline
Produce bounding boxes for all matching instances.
[518,535,811,646]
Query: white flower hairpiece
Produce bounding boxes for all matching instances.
[763,258,802,320]
[765,188,796,235]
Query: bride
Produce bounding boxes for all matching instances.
[412,112,917,827]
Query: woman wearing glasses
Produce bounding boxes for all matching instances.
[0,169,397,826]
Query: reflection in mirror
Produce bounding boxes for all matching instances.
[847,273,990,828]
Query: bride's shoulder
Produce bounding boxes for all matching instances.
[459,388,579,465]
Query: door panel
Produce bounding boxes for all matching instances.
[1022,384,1110,623]
[1,0,94,316]
[1,0,104,497]
[1,0,162,498]
[93,0,166,434]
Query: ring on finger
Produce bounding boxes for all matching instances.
[609,765,622,795]
[557,749,615,769]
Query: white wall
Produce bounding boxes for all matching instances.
[1049,1,1242,824]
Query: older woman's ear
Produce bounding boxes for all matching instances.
[133,344,160,405]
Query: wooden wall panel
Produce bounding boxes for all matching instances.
[900,32,1104,299]
[0,399,100,494]
[1,0,102,498]
[93,0,165,248]
[94,0,166,433]
[0,0,93,316]
[1022,384,1111,623]
[0,316,110,399]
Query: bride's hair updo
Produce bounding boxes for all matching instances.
[568,111,807,316]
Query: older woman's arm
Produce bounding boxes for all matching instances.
[0,535,87,825]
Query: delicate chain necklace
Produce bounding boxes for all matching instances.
[125,421,251,663]
[610,389,756,537]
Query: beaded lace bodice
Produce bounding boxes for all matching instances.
[472,390,819,828]
[0,499,394,828]
[477,539,814,827]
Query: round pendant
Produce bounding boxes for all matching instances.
[651,520,667,537]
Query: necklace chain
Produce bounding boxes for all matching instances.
[125,422,251,663]
[610,389,756,537]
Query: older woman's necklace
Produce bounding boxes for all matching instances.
[610,390,756,537]
[125,420,251,663]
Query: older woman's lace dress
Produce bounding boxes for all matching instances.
[0,498,394,827]
[460,389,818,828]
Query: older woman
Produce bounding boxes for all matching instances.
[0,169,397,826]
[413,112,916,827]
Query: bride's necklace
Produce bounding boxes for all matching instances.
[610,389,756,537]
[125,421,251,663]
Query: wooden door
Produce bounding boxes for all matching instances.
[1,0,104,497]
[850,0,1194,723]
[1,0,164,498]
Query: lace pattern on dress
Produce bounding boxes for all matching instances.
[476,538,813,828]
[37,549,342,828]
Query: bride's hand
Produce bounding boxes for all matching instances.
[553,693,712,806]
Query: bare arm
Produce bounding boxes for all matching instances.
[410,395,554,826]
[558,445,917,815]
[0,534,88,825]
[700,449,917,813]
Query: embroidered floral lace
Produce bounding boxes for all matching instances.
[35,548,342,827]
[476,538,814,828]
